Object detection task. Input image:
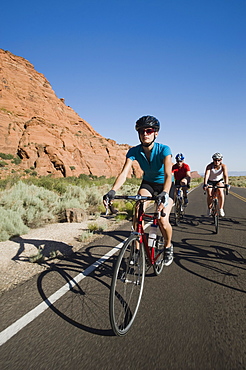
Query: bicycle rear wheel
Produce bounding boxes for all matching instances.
[109,234,145,336]
[175,198,181,226]
[153,237,165,276]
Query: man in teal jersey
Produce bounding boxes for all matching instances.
[103,115,174,266]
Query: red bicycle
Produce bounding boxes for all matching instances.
[106,195,166,336]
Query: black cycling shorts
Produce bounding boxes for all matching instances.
[208,179,224,186]
[175,179,185,186]
[139,179,175,201]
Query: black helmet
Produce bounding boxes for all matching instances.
[135,115,160,132]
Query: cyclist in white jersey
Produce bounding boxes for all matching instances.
[203,153,229,216]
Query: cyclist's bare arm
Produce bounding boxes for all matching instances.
[111,157,133,192]
[204,165,210,184]
[222,163,229,184]
[163,154,172,195]
[186,170,191,184]
[156,154,172,213]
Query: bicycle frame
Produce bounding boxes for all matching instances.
[106,195,164,266]
[136,200,161,266]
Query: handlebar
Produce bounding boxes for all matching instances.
[104,194,166,218]
[203,185,229,195]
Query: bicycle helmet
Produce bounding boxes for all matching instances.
[175,153,185,161]
[212,152,223,160]
[135,115,160,132]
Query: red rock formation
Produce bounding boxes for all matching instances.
[0,49,142,178]
[190,171,202,179]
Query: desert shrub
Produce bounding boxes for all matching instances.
[88,222,106,233]
[77,230,94,242]
[229,176,246,187]
[0,153,14,160]
[0,176,21,190]
[0,181,59,229]
[59,185,87,209]
[11,156,22,165]
[84,185,104,207]
[119,183,140,195]
[0,161,8,167]
[0,208,29,241]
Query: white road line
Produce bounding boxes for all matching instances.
[0,242,124,346]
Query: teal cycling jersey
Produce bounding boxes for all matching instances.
[126,142,172,183]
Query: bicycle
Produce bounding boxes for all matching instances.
[205,185,229,234]
[105,194,166,336]
[174,185,187,226]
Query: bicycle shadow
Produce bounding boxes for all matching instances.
[37,261,114,336]
[10,236,73,262]
[198,214,246,234]
[170,213,201,227]
[36,228,130,336]
[174,238,246,293]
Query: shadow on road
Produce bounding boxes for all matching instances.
[36,228,129,337]
[174,238,246,293]
[10,236,73,262]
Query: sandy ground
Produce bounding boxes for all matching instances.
[0,215,123,294]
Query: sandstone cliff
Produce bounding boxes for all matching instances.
[190,171,202,179]
[0,49,142,178]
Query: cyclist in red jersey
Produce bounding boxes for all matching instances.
[172,153,191,205]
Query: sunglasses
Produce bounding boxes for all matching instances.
[138,128,156,135]
[213,159,222,162]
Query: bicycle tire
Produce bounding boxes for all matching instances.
[153,238,165,275]
[175,198,181,226]
[109,234,145,336]
[213,199,219,234]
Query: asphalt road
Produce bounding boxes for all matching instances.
[0,186,245,370]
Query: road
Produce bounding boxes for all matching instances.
[0,186,245,370]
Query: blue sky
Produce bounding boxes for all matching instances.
[1,0,245,174]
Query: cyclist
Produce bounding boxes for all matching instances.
[203,152,229,217]
[172,153,191,205]
[103,115,175,266]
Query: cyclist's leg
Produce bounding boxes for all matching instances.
[158,183,174,248]
[174,179,180,202]
[158,199,173,248]
[135,184,152,228]
[217,182,225,209]
[180,178,188,196]
[207,182,214,210]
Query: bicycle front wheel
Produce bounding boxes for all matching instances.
[109,234,145,336]
[213,199,219,234]
[175,198,181,226]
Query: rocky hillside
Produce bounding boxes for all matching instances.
[0,49,142,178]
[190,171,202,179]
